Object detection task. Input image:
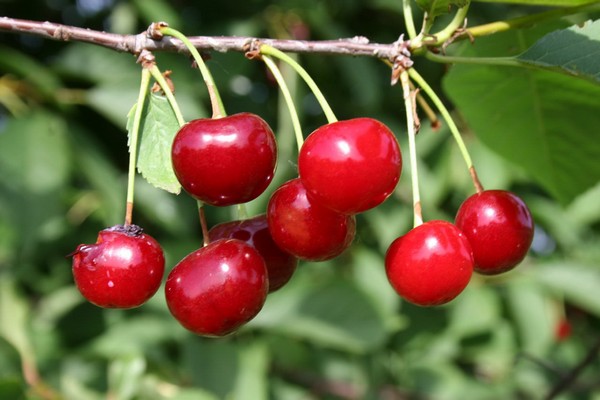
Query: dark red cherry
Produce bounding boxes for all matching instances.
[267,178,356,261]
[165,239,268,337]
[171,113,277,206]
[385,220,474,306]
[455,190,534,275]
[298,118,402,214]
[208,214,298,292]
[71,224,165,309]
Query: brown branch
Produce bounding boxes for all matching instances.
[0,16,408,60]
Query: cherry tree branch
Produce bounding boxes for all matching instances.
[0,16,409,61]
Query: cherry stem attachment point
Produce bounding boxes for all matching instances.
[159,25,226,119]
[198,201,210,247]
[407,68,484,193]
[259,44,337,124]
[125,67,152,226]
[261,54,304,150]
[400,68,423,228]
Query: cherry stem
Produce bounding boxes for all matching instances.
[236,203,249,220]
[159,26,226,119]
[148,65,186,127]
[125,67,152,226]
[407,68,484,193]
[262,54,304,150]
[198,201,210,247]
[400,69,423,228]
[260,44,338,124]
[402,0,418,40]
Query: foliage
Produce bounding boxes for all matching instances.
[1,0,600,399]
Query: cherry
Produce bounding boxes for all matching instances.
[455,190,534,275]
[385,221,474,306]
[298,117,402,214]
[209,214,297,292]
[70,225,165,309]
[267,178,356,261]
[165,239,268,337]
[171,113,277,206]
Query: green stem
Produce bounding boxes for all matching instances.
[403,0,418,39]
[125,67,152,226]
[159,26,226,118]
[260,44,337,124]
[236,203,249,220]
[262,55,304,150]
[148,65,186,127]
[429,2,470,46]
[426,52,523,68]
[408,68,483,193]
[400,69,423,228]
[467,2,600,40]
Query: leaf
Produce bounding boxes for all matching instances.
[443,29,600,204]
[473,0,597,5]
[231,342,269,400]
[415,0,468,17]
[127,93,182,194]
[518,20,600,84]
[107,356,146,400]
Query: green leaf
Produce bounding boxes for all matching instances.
[518,20,600,84]
[415,0,468,17]
[444,27,600,204]
[473,0,597,5]
[530,262,600,316]
[127,93,182,194]
[232,342,269,400]
[107,356,146,400]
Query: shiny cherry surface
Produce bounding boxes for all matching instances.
[165,239,268,337]
[267,178,356,261]
[298,118,402,214]
[455,190,534,275]
[71,225,165,309]
[385,220,473,306]
[209,214,298,292]
[171,113,277,206]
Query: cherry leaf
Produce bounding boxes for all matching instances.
[127,93,181,194]
[415,0,468,17]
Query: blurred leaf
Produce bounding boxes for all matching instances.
[505,277,555,356]
[132,0,183,29]
[0,378,25,400]
[447,283,501,338]
[107,356,146,400]
[415,0,468,17]
[444,50,600,205]
[128,93,181,194]
[473,0,597,4]
[232,341,269,400]
[518,20,600,84]
[530,262,600,316]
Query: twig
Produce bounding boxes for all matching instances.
[0,17,408,60]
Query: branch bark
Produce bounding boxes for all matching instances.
[0,16,406,60]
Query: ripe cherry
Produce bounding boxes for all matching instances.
[208,214,297,292]
[165,239,268,337]
[70,224,165,309]
[298,117,402,214]
[267,178,356,261]
[385,220,474,306]
[171,113,277,206]
[455,190,534,275]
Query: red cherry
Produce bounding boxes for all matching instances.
[455,190,534,275]
[171,113,277,206]
[208,214,298,292]
[385,221,474,306]
[555,319,572,341]
[267,178,356,261]
[165,239,268,337]
[71,225,165,309]
[298,118,402,214]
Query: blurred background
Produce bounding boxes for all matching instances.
[1,1,600,399]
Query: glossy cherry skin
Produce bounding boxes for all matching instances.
[385,221,474,306]
[298,118,402,214]
[455,190,534,275]
[165,239,268,337]
[171,113,277,206]
[267,178,356,261]
[71,225,165,309]
[209,214,297,292]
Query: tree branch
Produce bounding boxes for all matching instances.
[0,16,407,60]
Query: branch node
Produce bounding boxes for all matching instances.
[147,21,169,40]
[390,34,413,85]
[137,49,156,68]
[244,38,263,60]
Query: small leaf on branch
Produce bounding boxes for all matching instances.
[518,20,600,84]
[126,93,181,194]
[415,0,469,17]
